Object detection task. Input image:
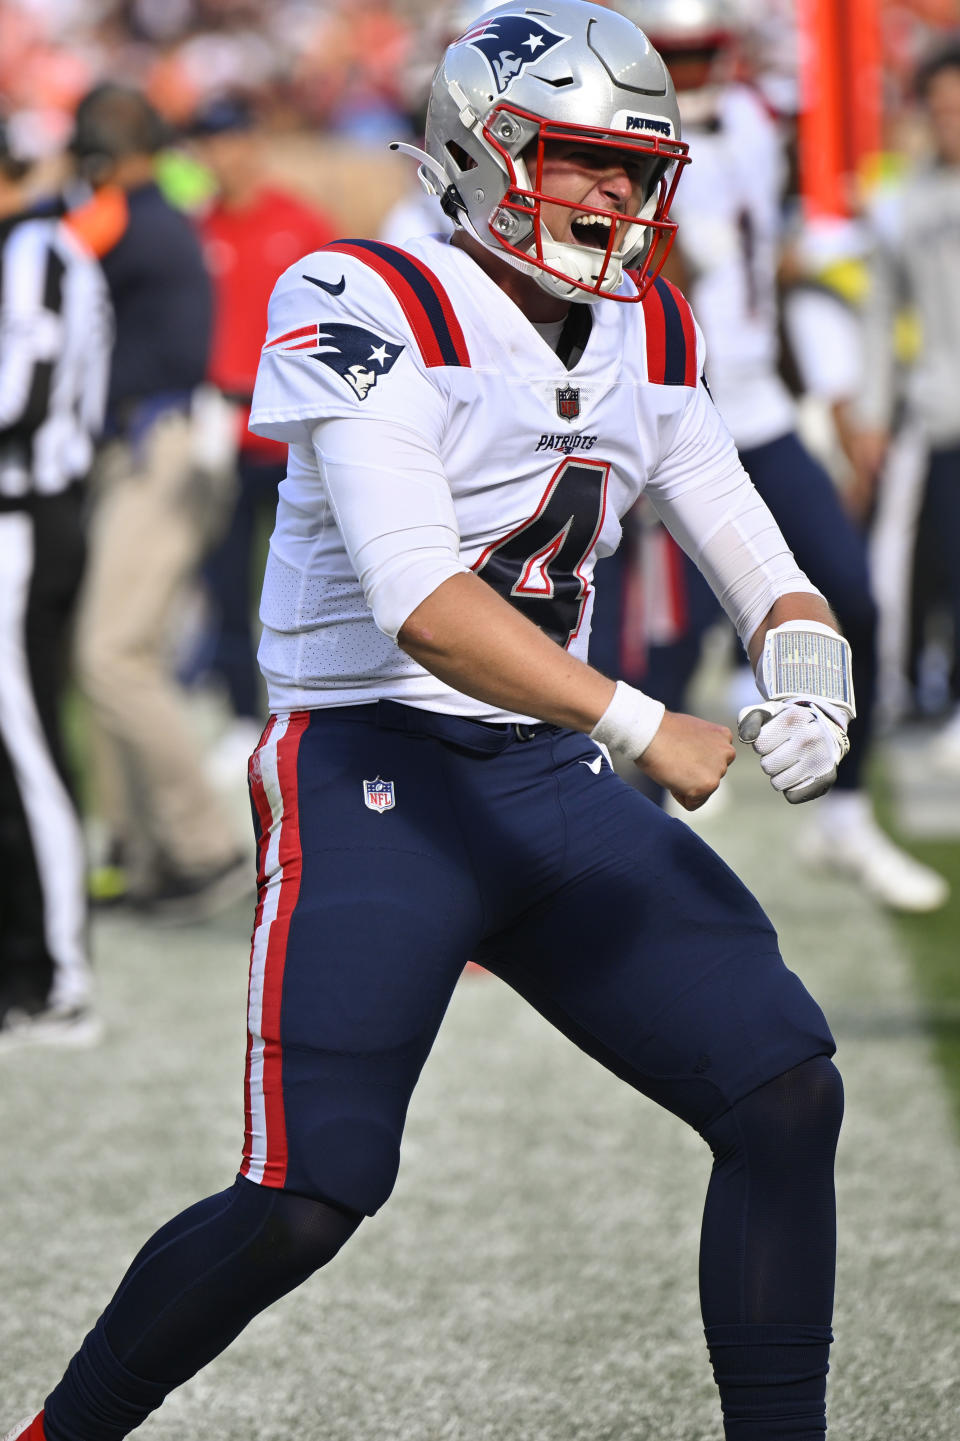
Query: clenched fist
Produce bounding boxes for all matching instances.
[738,700,849,804]
[637,710,736,812]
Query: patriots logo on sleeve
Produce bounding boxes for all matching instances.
[457,15,569,95]
[265,322,405,401]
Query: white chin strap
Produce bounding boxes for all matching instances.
[459,213,613,304]
[537,239,625,302]
[531,189,659,302]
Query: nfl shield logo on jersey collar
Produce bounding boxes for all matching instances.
[556,385,581,423]
[363,777,396,813]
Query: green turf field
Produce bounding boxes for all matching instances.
[2,754,959,1439]
[879,835,960,1135]
[871,752,960,1135]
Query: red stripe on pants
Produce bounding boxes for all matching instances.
[241,715,278,1180]
[241,712,309,1186]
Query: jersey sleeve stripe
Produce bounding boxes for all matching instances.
[661,277,699,387]
[641,277,698,388]
[323,239,471,368]
[641,279,668,384]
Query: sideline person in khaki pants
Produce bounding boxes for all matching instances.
[68,84,251,920]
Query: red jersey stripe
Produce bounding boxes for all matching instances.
[324,240,471,368]
[662,278,699,386]
[326,241,445,367]
[641,282,668,385]
[399,248,471,366]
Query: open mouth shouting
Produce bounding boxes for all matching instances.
[569,211,618,249]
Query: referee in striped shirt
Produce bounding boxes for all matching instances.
[0,117,112,1047]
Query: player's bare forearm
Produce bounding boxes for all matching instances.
[397,572,616,731]
[398,574,735,811]
[747,593,840,672]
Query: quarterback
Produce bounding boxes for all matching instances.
[6,5,849,1439]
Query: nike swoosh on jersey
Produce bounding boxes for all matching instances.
[579,755,603,775]
[303,273,346,295]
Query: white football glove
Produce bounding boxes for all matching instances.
[739,620,855,805]
[738,699,850,803]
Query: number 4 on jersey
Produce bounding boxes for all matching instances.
[472,457,610,648]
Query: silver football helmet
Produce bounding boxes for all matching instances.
[403,0,689,303]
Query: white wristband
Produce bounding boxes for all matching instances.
[590,680,666,761]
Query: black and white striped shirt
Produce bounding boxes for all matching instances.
[0,209,112,503]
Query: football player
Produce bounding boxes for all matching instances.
[5,6,847,1439]
[598,0,948,910]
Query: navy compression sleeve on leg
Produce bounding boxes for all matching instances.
[699,1056,844,1441]
[43,1177,361,1441]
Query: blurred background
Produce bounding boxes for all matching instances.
[2,4,960,1435]
[0,0,957,1022]
[0,0,957,1009]
[2,0,957,221]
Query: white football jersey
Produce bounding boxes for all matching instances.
[250,234,814,718]
[672,85,795,449]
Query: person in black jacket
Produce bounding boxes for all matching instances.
[69,85,251,922]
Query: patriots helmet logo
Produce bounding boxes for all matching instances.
[266,322,404,401]
[458,15,569,96]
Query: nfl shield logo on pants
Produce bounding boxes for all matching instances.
[363,777,396,813]
[556,385,581,422]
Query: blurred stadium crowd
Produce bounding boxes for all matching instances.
[2,0,960,1044]
[2,0,958,151]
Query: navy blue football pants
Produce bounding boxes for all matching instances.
[910,443,960,695]
[43,703,841,1440]
[591,431,878,792]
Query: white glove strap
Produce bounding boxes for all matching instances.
[757,620,856,721]
[590,680,665,761]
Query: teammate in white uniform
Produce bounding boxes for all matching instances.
[602,0,948,912]
[5,8,851,1440]
[668,81,795,448]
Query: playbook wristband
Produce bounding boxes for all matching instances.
[590,680,666,761]
[756,620,856,721]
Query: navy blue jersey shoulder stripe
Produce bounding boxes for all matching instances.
[324,239,471,368]
[641,277,698,388]
[654,277,689,386]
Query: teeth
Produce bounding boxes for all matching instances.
[571,213,615,248]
